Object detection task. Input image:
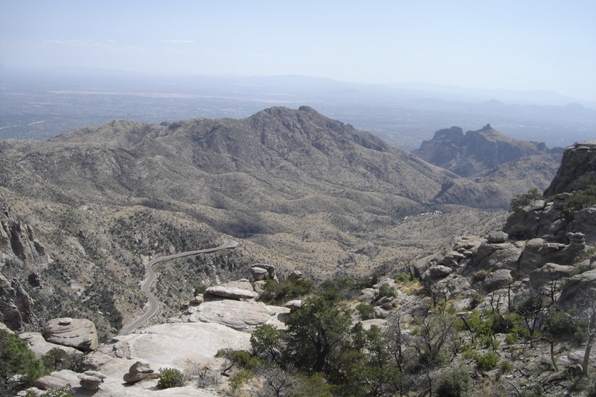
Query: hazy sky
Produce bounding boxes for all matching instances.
[1,1,595,101]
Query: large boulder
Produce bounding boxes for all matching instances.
[19,332,83,358]
[43,317,98,352]
[481,269,513,293]
[529,263,575,291]
[184,299,289,331]
[558,269,596,309]
[205,286,258,300]
[468,241,522,273]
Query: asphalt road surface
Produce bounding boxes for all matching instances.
[119,238,239,335]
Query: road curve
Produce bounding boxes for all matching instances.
[119,238,239,335]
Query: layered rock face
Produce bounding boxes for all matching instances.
[43,317,99,352]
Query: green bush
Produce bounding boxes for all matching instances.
[435,366,471,397]
[476,351,499,371]
[356,302,375,320]
[376,283,396,300]
[230,369,254,391]
[563,184,596,217]
[259,279,314,304]
[510,188,542,212]
[0,330,45,392]
[157,367,184,389]
[500,360,513,373]
[42,348,83,373]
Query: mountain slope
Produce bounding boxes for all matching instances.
[413,124,550,177]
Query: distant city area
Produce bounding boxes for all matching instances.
[1,68,595,151]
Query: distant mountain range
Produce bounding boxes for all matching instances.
[1,68,595,150]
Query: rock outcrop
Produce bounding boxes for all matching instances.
[43,317,99,352]
[414,124,550,177]
[544,141,596,197]
[19,331,83,358]
[0,273,37,331]
[205,280,258,300]
[123,361,159,384]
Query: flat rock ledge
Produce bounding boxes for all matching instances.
[205,285,258,300]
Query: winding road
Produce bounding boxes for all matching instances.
[119,238,239,335]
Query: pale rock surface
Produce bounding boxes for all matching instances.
[426,265,453,278]
[0,321,15,334]
[284,300,302,311]
[19,331,83,358]
[251,266,269,281]
[183,299,289,330]
[529,263,575,291]
[205,280,258,300]
[43,317,98,351]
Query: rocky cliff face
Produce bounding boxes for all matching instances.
[544,140,596,196]
[420,141,596,311]
[505,141,596,244]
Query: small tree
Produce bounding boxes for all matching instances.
[435,366,471,397]
[250,323,284,361]
[284,296,351,373]
[0,330,45,393]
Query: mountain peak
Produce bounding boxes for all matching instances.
[414,125,549,177]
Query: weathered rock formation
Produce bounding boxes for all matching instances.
[544,141,596,196]
[414,124,550,177]
[123,361,159,384]
[19,331,83,358]
[43,317,99,352]
[205,280,258,300]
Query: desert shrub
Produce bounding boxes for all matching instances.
[260,279,314,304]
[0,330,45,392]
[563,184,596,216]
[25,384,75,397]
[216,348,261,370]
[435,366,471,397]
[520,384,545,397]
[500,359,513,373]
[157,367,184,389]
[356,302,375,320]
[467,292,484,309]
[318,276,369,301]
[378,282,396,298]
[510,188,542,212]
[42,348,83,373]
[545,309,587,344]
[229,369,254,391]
[472,270,490,281]
[476,351,499,371]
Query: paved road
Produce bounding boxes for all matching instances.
[119,238,239,335]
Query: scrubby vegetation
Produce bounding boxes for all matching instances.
[157,367,185,389]
[212,270,596,397]
[0,330,45,393]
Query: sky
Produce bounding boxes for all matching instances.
[1,1,595,101]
